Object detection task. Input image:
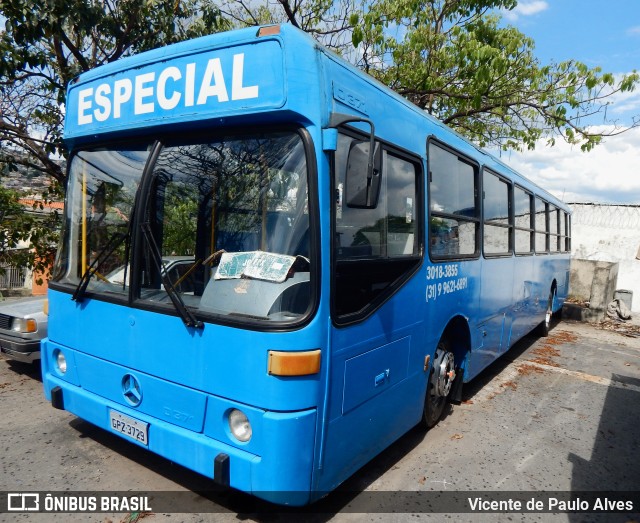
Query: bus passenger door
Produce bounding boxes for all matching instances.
[479,171,515,355]
[322,132,425,491]
[479,257,514,355]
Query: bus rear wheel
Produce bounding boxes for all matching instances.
[422,339,456,428]
[540,287,556,337]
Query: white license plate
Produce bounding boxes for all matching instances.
[109,409,149,446]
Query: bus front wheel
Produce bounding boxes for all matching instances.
[422,339,456,428]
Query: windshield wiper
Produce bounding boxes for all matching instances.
[72,230,129,302]
[141,222,203,330]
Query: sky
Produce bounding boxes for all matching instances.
[2,3,638,204]
[494,0,640,204]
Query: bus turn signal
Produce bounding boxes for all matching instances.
[268,349,321,376]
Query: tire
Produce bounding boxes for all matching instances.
[552,302,563,320]
[421,339,456,428]
[540,287,556,337]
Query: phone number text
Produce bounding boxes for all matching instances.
[426,277,468,302]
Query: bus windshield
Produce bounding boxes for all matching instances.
[54,131,312,324]
[54,145,150,297]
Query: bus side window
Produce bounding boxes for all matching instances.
[483,170,512,256]
[428,142,479,259]
[549,205,560,253]
[534,197,548,253]
[333,132,421,320]
[563,212,571,252]
[514,186,533,254]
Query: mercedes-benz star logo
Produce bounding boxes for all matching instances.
[122,374,142,407]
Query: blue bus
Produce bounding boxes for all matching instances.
[42,24,571,505]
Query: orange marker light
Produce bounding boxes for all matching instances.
[268,350,321,376]
[257,25,281,37]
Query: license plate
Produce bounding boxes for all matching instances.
[109,409,149,446]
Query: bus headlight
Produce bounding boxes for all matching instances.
[54,349,67,374]
[228,409,252,442]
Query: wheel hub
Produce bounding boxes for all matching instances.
[432,350,456,397]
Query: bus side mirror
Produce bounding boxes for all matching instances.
[345,140,381,208]
[328,113,380,208]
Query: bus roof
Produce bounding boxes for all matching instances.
[63,24,569,211]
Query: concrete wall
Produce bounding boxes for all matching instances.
[570,203,640,312]
[568,259,619,322]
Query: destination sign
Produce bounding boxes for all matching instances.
[64,40,285,138]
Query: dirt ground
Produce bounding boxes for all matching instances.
[1,317,639,522]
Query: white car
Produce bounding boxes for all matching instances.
[0,296,47,363]
[0,258,193,364]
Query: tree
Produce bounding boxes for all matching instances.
[0,186,32,267]
[0,184,59,285]
[217,0,358,53]
[0,0,229,185]
[4,0,638,179]
[0,0,228,277]
[352,0,639,151]
[212,0,639,151]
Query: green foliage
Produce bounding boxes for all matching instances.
[3,0,637,177]
[0,184,61,282]
[0,0,228,277]
[162,186,198,257]
[351,0,639,151]
[0,0,229,185]
[0,186,32,263]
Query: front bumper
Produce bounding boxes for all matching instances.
[41,339,318,506]
[0,334,41,363]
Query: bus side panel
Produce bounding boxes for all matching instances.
[316,372,425,495]
[539,255,570,312]
[319,278,427,494]
[424,259,483,381]
[319,255,482,493]
[477,256,515,358]
[510,254,536,345]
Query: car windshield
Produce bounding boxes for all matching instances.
[54,131,312,325]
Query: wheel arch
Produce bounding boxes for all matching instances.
[550,278,559,312]
[440,314,472,377]
[420,314,472,427]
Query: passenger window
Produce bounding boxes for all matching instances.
[334,132,421,320]
[549,205,560,253]
[514,186,533,254]
[534,197,548,253]
[563,212,571,252]
[483,170,512,255]
[428,142,479,258]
